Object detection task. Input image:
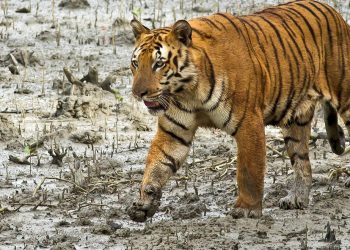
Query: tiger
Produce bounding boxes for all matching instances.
[127,0,350,222]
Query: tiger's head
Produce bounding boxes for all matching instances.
[130,19,197,116]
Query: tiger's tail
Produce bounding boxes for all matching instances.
[323,102,345,155]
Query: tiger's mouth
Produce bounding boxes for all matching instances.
[143,100,166,115]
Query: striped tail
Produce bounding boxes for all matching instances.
[323,102,345,155]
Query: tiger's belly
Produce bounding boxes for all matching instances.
[263,88,321,127]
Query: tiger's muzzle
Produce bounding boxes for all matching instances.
[133,90,170,116]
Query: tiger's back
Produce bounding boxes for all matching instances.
[187,0,350,128]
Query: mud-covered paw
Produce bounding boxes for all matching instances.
[279,194,308,209]
[230,197,262,219]
[127,185,162,222]
[229,207,262,219]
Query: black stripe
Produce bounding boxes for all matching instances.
[172,99,196,113]
[249,19,268,42]
[166,73,174,80]
[239,18,261,43]
[200,17,222,30]
[237,17,264,109]
[290,152,309,165]
[179,53,190,72]
[159,125,190,147]
[192,27,214,40]
[215,13,241,35]
[295,117,312,127]
[240,18,271,83]
[295,3,325,62]
[213,19,227,31]
[287,7,319,57]
[288,72,309,121]
[172,56,178,68]
[174,86,184,93]
[295,3,322,32]
[263,10,303,60]
[201,49,216,104]
[231,127,238,137]
[274,90,295,125]
[314,1,341,41]
[207,80,225,112]
[154,42,163,48]
[308,1,333,49]
[247,19,272,81]
[223,105,234,128]
[160,161,177,173]
[274,43,297,124]
[164,114,189,130]
[282,10,314,63]
[167,51,173,62]
[345,120,350,127]
[259,16,286,57]
[179,75,193,83]
[158,147,178,173]
[231,82,250,137]
[269,39,283,118]
[282,10,316,79]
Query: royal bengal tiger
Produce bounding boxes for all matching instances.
[127,0,350,222]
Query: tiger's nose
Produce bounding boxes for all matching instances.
[132,87,148,99]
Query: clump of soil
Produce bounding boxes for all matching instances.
[1,49,43,67]
[36,30,57,42]
[0,222,11,233]
[171,202,207,220]
[15,7,31,14]
[263,183,288,208]
[58,0,90,9]
[54,95,112,118]
[0,115,20,142]
[70,131,102,144]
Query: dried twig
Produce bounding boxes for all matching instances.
[267,145,287,159]
[33,177,87,196]
[8,155,31,165]
[63,67,84,87]
[48,147,68,167]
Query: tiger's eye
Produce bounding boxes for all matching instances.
[156,61,164,68]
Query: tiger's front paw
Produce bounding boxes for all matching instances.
[127,185,162,222]
[279,193,309,209]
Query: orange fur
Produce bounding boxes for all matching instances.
[127,0,350,222]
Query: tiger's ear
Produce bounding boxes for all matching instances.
[171,20,192,46]
[130,18,150,41]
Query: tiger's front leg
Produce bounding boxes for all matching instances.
[232,113,266,218]
[128,120,195,222]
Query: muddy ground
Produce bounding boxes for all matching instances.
[0,0,350,249]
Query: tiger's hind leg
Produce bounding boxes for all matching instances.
[279,118,313,209]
